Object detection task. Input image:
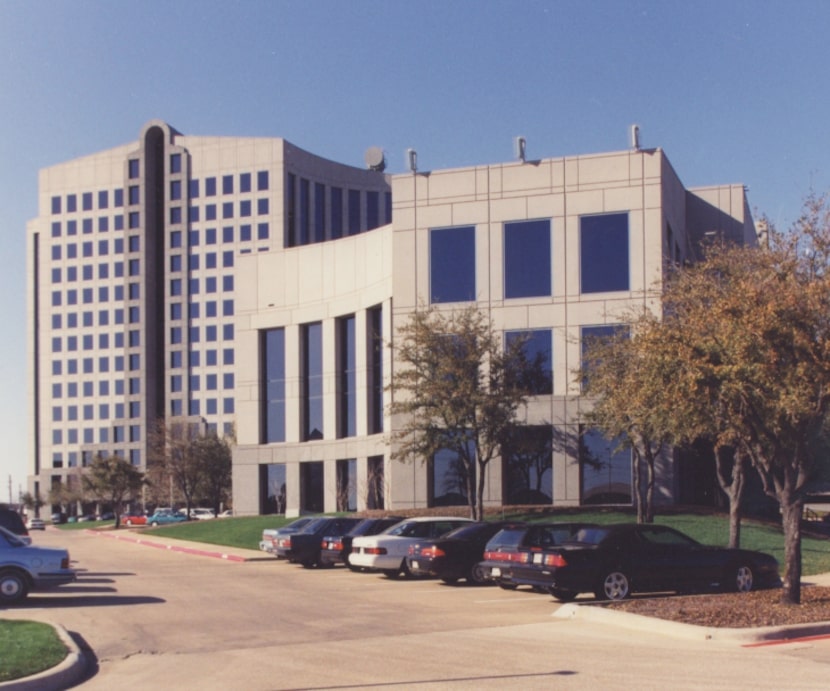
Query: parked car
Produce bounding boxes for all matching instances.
[259,516,319,554]
[97,512,115,521]
[182,508,215,520]
[478,522,591,589]
[319,517,405,568]
[218,509,234,518]
[50,512,65,525]
[349,516,476,578]
[123,512,149,526]
[26,517,46,531]
[0,508,30,544]
[406,521,521,585]
[531,523,780,602]
[0,526,76,603]
[146,509,188,526]
[272,517,363,567]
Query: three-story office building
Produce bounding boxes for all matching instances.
[28,120,755,516]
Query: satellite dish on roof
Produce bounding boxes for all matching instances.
[364,146,386,172]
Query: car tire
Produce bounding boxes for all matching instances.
[498,581,518,590]
[467,563,489,586]
[549,588,578,602]
[151,521,159,527]
[728,563,754,593]
[0,569,30,603]
[300,559,316,568]
[441,576,459,585]
[595,569,631,600]
[382,568,401,579]
[126,518,133,526]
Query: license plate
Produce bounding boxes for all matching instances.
[533,553,542,564]
[491,567,501,577]
[412,560,419,570]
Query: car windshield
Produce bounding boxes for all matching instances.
[485,528,526,549]
[442,523,488,540]
[296,517,328,533]
[386,521,425,537]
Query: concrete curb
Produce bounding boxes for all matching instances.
[553,601,830,644]
[86,529,253,562]
[0,623,86,691]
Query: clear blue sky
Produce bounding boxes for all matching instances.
[1,0,828,499]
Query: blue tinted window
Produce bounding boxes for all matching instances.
[82,192,93,211]
[348,189,361,235]
[331,187,343,239]
[128,159,139,178]
[240,172,251,193]
[205,228,217,244]
[170,180,182,200]
[257,170,269,191]
[170,153,181,173]
[367,191,379,230]
[303,323,323,440]
[504,219,551,298]
[114,188,124,207]
[258,198,269,215]
[338,315,356,438]
[222,202,233,219]
[189,179,199,198]
[240,200,251,217]
[67,194,77,212]
[205,204,216,220]
[580,213,629,293]
[257,223,269,240]
[430,226,475,303]
[222,175,233,194]
[51,196,61,214]
[205,177,216,196]
[263,328,285,442]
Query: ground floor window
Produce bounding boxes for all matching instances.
[429,444,474,507]
[580,427,632,505]
[367,455,384,510]
[502,425,553,505]
[262,463,286,514]
[336,459,357,511]
[300,461,324,513]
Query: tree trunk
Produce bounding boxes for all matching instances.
[715,446,746,549]
[644,446,655,524]
[633,448,644,524]
[779,495,803,605]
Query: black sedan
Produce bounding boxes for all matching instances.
[515,523,780,602]
[405,521,521,585]
[319,517,405,568]
[478,522,591,589]
[272,517,363,567]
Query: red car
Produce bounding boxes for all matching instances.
[123,512,148,526]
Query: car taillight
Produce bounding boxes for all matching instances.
[365,547,387,555]
[412,546,445,558]
[543,553,567,567]
[519,552,531,564]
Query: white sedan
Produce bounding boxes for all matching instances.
[349,516,475,578]
[0,526,76,603]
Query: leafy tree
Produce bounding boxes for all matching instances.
[148,418,205,517]
[389,305,544,520]
[586,194,830,605]
[82,454,145,528]
[147,418,234,516]
[193,430,233,516]
[20,491,45,518]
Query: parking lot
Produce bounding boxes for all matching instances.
[4,527,830,689]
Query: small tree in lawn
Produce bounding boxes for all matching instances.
[147,417,204,518]
[389,305,544,520]
[82,454,145,528]
[193,429,233,516]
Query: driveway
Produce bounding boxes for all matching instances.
[3,528,830,689]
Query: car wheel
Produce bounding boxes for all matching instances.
[595,570,630,600]
[126,518,133,526]
[441,576,459,585]
[382,568,401,579]
[467,562,489,586]
[0,569,30,603]
[729,563,754,593]
[400,559,413,578]
[498,581,518,590]
[300,559,316,569]
[549,588,578,602]
[151,521,159,527]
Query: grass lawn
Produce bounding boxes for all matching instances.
[0,620,67,682]
[72,508,830,576]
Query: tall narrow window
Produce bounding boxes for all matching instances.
[314,182,326,243]
[580,212,630,293]
[580,427,632,504]
[367,305,383,434]
[367,455,385,510]
[430,225,475,303]
[262,329,285,443]
[504,219,551,298]
[330,187,343,239]
[366,191,379,230]
[336,459,357,511]
[348,189,361,235]
[302,322,324,441]
[337,315,356,438]
[299,178,310,245]
[285,174,296,247]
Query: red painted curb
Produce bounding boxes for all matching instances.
[86,529,249,562]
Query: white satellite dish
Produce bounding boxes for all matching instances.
[364,146,386,172]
